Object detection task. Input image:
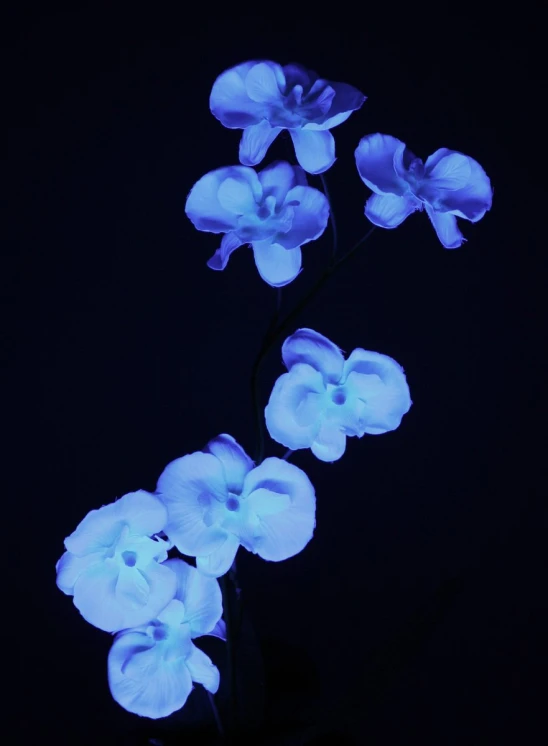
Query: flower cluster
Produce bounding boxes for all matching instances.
[57,57,492,724]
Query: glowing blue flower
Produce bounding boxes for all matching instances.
[108,558,224,719]
[210,60,366,174]
[56,490,177,632]
[265,328,412,462]
[156,434,316,578]
[186,160,329,287]
[355,133,493,248]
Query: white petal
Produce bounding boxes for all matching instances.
[196,533,240,578]
[252,240,302,287]
[290,129,335,174]
[204,434,254,493]
[108,631,193,719]
[157,452,229,557]
[310,422,347,462]
[163,558,223,638]
[282,328,344,383]
[185,643,220,694]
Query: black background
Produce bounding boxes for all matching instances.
[4,6,546,745]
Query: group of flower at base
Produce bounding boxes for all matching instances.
[56,326,412,719]
[186,59,492,288]
[55,432,317,719]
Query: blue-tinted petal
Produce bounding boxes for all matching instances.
[355,133,409,195]
[423,149,472,190]
[208,619,227,640]
[426,151,492,222]
[252,240,302,287]
[207,232,244,271]
[185,643,220,693]
[73,557,176,632]
[242,458,315,562]
[108,631,193,719]
[162,558,222,637]
[425,205,465,249]
[308,81,366,130]
[310,422,347,462]
[244,61,284,103]
[364,192,419,229]
[157,452,229,557]
[239,121,283,167]
[186,166,260,233]
[196,533,240,578]
[258,161,304,206]
[341,349,412,434]
[55,550,100,594]
[290,129,335,174]
[217,175,260,214]
[265,364,325,450]
[204,434,254,493]
[209,61,265,129]
[246,488,291,516]
[64,491,166,557]
[281,62,312,92]
[282,328,345,383]
[276,185,329,250]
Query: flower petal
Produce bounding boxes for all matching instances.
[207,232,245,271]
[108,631,193,719]
[186,166,260,233]
[55,550,101,595]
[425,151,492,222]
[162,558,223,637]
[239,121,283,167]
[342,349,412,434]
[310,422,347,462]
[258,161,305,206]
[244,61,284,104]
[217,176,259,215]
[196,533,240,578]
[246,487,291,516]
[185,643,220,694]
[156,452,229,557]
[355,133,409,195]
[282,328,345,383]
[425,205,465,249]
[265,364,325,450]
[308,81,366,130]
[290,129,335,174]
[252,241,302,287]
[64,491,167,557]
[209,61,264,128]
[242,458,316,562]
[423,149,472,190]
[204,433,254,493]
[364,192,419,229]
[276,185,329,250]
[72,557,177,632]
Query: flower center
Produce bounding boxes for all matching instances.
[331,388,347,405]
[121,550,137,567]
[226,497,240,512]
[152,623,169,642]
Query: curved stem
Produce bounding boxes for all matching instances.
[250,226,376,464]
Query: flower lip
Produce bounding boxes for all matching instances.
[331,388,347,406]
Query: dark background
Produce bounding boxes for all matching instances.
[4,6,546,745]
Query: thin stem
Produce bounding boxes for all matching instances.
[319,172,338,259]
[282,448,294,461]
[250,226,376,465]
[207,691,224,738]
[220,575,238,733]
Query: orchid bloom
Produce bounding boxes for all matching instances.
[156,434,316,578]
[265,328,412,462]
[56,490,177,632]
[185,160,329,286]
[210,60,366,174]
[108,558,225,719]
[355,133,493,248]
